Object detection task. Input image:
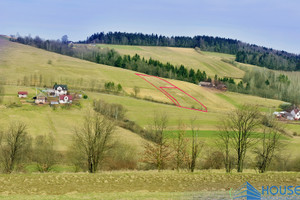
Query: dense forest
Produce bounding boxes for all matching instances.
[10,36,300,105]
[83,32,300,71]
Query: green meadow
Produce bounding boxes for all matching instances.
[1,39,299,149]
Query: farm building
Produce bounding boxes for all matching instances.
[53,84,68,96]
[199,82,214,87]
[59,95,72,104]
[50,101,59,106]
[18,91,28,98]
[216,84,227,91]
[35,93,47,104]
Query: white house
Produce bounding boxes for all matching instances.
[18,91,28,98]
[53,84,68,96]
[59,95,73,104]
[291,108,300,120]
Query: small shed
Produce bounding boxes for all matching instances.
[18,91,28,98]
[50,101,59,106]
[199,82,214,87]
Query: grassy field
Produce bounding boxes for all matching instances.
[95,44,244,78]
[0,38,300,158]
[0,170,299,199]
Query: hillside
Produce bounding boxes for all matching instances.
[95,44,244,79]
[1,38,299,156]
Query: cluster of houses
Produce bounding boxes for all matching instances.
[199,81,227,91]
[273,108,300,121]
[18,84,76,105]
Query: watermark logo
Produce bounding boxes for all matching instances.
[231,181,261,199]
[230,182,300,200]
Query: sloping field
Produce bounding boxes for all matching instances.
[0,39,294,151]
[96,44,244,78]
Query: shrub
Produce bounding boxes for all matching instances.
[293,132,298,136]
[279,103,292,111]
[83,94,88,99]
[61,103,71,110]
[202,151,224,170]
[93,99,126,121]
[103,142,138,170]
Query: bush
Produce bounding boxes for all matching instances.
[103,142,138,170]
[7,102,22,108]
[61,103,71,110]
[83,94,88,99]
[74,101,82,108]
[202,151,224,170]
[279,103,292,111]
[293,132,298,136]
[93,99,126,121]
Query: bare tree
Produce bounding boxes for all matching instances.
[221,104,261,172]
[253,115,284,173]
[33,133,58,172]
[0,122,31,173]
[217,120,234,173]
[72,111,115,173]
[187,118,204,172]
[133,86,140,98]
[143,112,172,171]
[172,120,188,171]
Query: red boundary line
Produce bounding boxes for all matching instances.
[135,73,207,112]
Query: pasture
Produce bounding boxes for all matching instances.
[95,44,244,78]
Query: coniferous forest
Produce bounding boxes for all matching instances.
[83,32,300,71]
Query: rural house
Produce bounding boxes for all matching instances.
[47,89,56,97]
[53,84,68,96]
[273,108,300,121]
[199,81,214,88]
[18,91,28,98]
[291,108,300,120]
[59,95,73,104]
[35,93,47,104]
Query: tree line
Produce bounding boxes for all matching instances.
[0,104,293,174]
[82,32,300,71]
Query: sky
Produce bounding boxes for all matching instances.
[1,0,299,54]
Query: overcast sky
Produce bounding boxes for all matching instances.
[1,0,299,54]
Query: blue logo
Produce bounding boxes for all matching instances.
[231,182,261,200]
[230,182,300,200]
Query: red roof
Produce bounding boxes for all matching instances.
[59,95,72,100]
[18,91,28,95]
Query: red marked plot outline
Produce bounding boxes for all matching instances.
[135,73,207,112]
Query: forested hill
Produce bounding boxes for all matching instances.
[82,32,300,71]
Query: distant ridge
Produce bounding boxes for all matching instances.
[82,31,300,71]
